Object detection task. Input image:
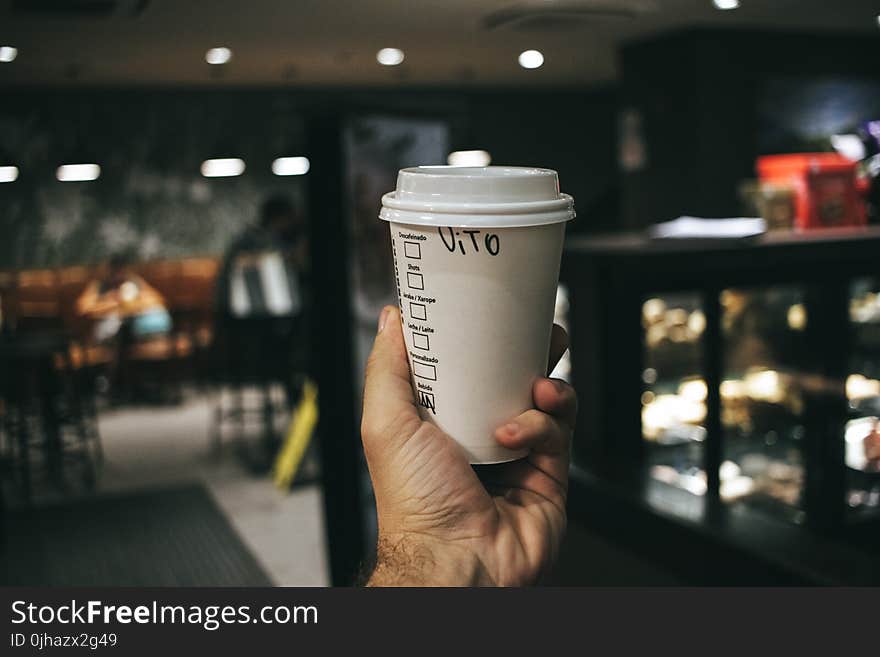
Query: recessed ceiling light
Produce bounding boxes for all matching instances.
[205,47,232,65]
[447,150,492,167]
[712,0,740,9]
[0,46,17,63]
[376,48,405,66]
[201,158,245,177]
[56,164,101,182]
[0,166,19,182]
[272,156,310,176]
[518,49,544,69]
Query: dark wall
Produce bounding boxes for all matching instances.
[619,29,880,228]
[5,29,877,268]
[458,87,619,234]
[0,90,308,269]
[0,85,618,269]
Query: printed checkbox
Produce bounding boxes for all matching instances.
[404,241,421,259]
[409,302,427,320]
[407,272,424,290]
[412,331,430,350]
[418,390,436,414]
[412,362,437,381]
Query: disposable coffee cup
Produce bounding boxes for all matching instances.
[379,166,575,464]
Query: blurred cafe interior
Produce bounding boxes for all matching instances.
[1,0,880,586]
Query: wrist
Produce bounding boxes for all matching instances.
[366,533,493,587]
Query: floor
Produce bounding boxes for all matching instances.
[4,388,687,587]
[6,390,330,587]
[100,392,330,586]
[3,484,273,586]
[551,523,685,586]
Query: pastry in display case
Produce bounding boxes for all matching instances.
[846,278,880,517]
[643,287,812,517]
[641,294,706,442]
[719,287,808,518]
[641,281,880,520]
[641,294,708,496]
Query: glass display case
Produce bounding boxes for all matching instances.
[563,227,880,584]
[643,287,811,522]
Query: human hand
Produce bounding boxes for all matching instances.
[362,305,576,586]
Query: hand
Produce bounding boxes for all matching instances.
[361,305,576,586]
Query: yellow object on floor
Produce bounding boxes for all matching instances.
[273,379,318,490]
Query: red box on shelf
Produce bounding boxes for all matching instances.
[757,153,866,230]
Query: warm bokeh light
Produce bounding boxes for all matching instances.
[846,373,880,401]
[786,303,807,331]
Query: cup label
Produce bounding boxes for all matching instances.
[392,227,507,417]
[437,227,501,256]
[392,229,443,415]
[387,219,565,464]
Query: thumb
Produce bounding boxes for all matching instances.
[362,305,420,448]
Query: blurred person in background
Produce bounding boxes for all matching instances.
[216,194,309,407]
[76,252,172,396]
[76,253,171,339]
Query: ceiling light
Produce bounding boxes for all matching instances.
[0,46,16,63]
[56,164,101,182]
[518,50,544,69]
[447,150,492,167]
[201,158,245,177]
[272,156,310,176]
[0,166,19,182]
[376,48,405,66]
[712,0,740,9]
[205,47,232,65]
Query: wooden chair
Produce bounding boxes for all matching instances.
[15,269,62,333]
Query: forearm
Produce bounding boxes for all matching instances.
[82,298,120,317]
[365,534,493,587]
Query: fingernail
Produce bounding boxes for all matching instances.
[503,422,519,437]
[378,307,391,333]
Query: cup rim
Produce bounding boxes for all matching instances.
[380,166,575,228]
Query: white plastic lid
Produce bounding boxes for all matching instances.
[379,166,575,228]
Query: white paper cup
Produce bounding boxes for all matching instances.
[379,166,575,464]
